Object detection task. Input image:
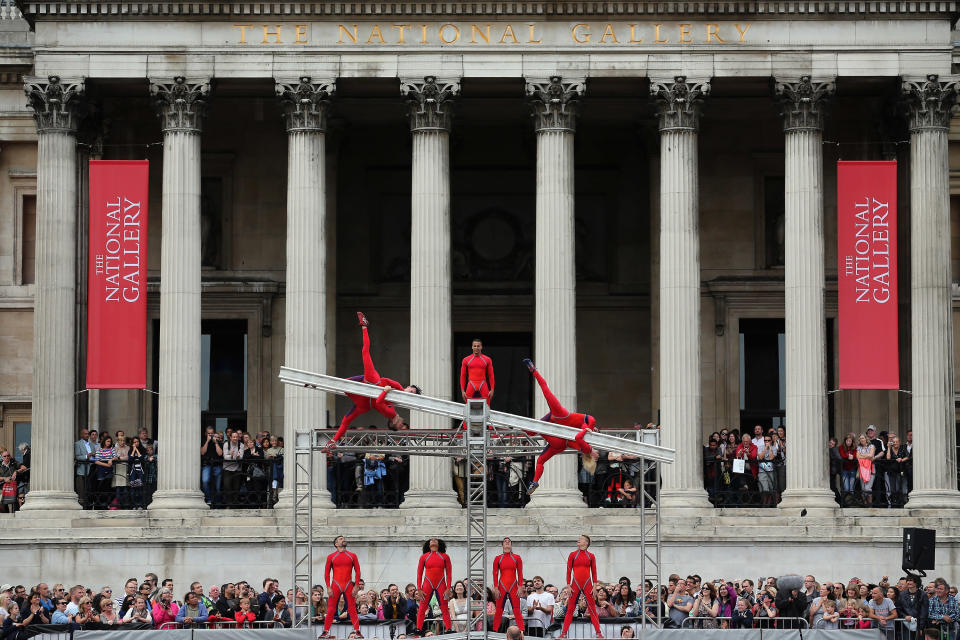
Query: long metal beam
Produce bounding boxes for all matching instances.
[279,366,675,463]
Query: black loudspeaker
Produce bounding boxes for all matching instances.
[903,528,936,571]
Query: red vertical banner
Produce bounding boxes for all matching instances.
[87,160,149,389]
[837,161,898,389]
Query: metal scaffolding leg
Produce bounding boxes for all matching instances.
[292,429,314,629]
[465,399,489,640]
[639,430,662,636]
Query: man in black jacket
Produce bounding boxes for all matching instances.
[898,575,929,639]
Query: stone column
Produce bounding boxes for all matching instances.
[775,76,837,511]
[20,76,85,511]
[148,77,210,511]
[525,76,586,508]
[276,77,335,509]
[651,76,712,510]
[400,76,460,509]
[901,75,960,508]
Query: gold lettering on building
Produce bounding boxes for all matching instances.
[392,24,411,44]
[234,24,254,44]
[653,23,668,43]
[338,24,358,44]
[262,25,283,44]
[527,24,542,44]
[230,21,753,46]
[572,23,591,44]
[735,23,752,42]
[439,23,460,44]
[705,23,725,43]
[471,24,492,43]
[367,24,386,44]
[600,23,619,43]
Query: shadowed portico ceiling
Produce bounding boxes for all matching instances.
[15,0,960,17]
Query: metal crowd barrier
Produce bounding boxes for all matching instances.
[159,621,282,630]
[681,616,810,629]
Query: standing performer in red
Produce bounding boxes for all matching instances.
[322,535,362,638]
[561,535,603,639]
[416,537,453,633]
[523,359,600,494]
[460,338,495,404]
[326,312,421,450]
[492,537,524,632]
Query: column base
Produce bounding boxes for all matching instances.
[274,488,336,511]
[906,489,960,509]
[778,487,837,513]
[526,487,586,509]
[19,490,81,512]
[659,488,713,510]
[148,490,209,511]
[400,488,461,509]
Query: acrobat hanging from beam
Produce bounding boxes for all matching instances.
[523,358,600,495]
[324,312,421,451]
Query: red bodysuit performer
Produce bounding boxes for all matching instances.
[523,358,600,494]
[416,538,453,632]
[492,537,524,632]
[561,535,603,639]
[322,535,362,638]
[460,339,495,404]
[327,313,421,449]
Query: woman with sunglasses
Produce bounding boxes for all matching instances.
[691,583,720,629]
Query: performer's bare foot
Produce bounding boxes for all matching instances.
[357,311,369,327]
[522,358,535,372]
[322,441,338,453]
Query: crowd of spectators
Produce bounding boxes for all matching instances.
[60,424,658,513]
[1,571,955,638]
[703,424,914,509]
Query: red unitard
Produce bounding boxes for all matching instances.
[323,549,362,633]
[529,369,596,483]
[416,550,453,631]
[492,552,524,631]
[460,353,495,404]
[331,327,406,443]
[562,548,602,637]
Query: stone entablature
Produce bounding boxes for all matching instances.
[17,1,960,17]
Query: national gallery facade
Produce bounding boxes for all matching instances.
[0,0,960,584]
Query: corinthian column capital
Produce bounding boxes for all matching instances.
[650,76,710,133]
[902,74,960,133]
[24,75,85,134]
[526,75,585,133]
[401,75,459,133]
[276,76,335,133]
[151,76,211,134]
[775,75,835,132]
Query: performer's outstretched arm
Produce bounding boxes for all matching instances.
[486,356,495,396]
[324,555,333,590]
[351,552,362,584]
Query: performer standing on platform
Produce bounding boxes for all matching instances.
[523,358,600,495]
[460,338,495,404]
[416,537,453,633]
[561,535,603,639]
[322,535,362,638]
[325,312,421,450]
[492,536,525,632]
